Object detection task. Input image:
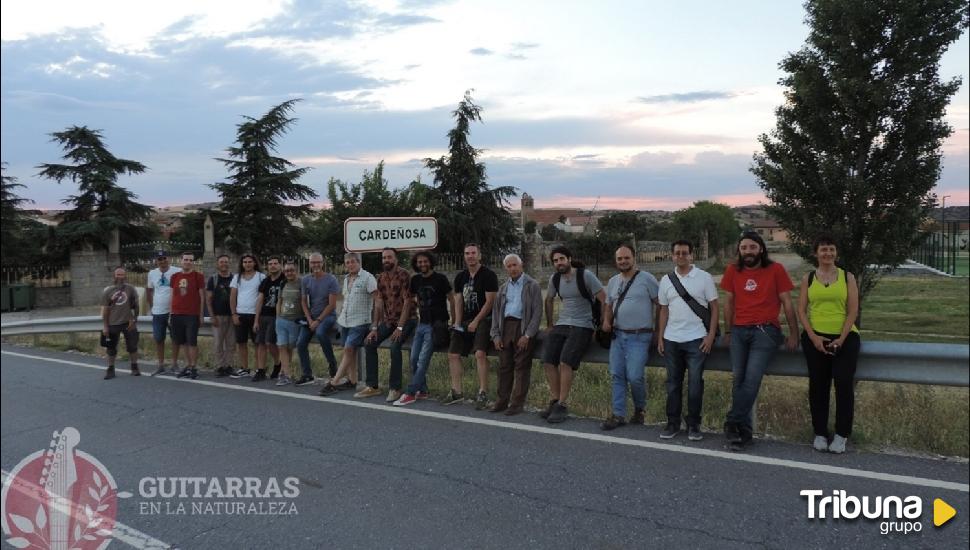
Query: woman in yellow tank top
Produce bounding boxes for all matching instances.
[796,235,860,454]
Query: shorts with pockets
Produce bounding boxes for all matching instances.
[541,325,593,369]
[152,314,170,343]
[170,314,200,346]
[235,314,256,344]
[106,324,138,356]
[448,318,492,357]
[255,316,277,345]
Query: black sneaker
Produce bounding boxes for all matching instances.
[601,414,626,431]
[724,421,742,443]
[176,367,191,379]
[660,422,680,439]
[296,375,315,386]
[103,367,116,380]
[150,365,169,377]
[547,402,569,424]
[336,379,356,390]
[539,399,559,419]
[318,383,339,396]
[270,364,282,379]
[474,390,488,411]
[688,425,703,441]
[630,408,645,425]
[215,366,231,378]
[252,369,267,382]
[189,368,199,380]
[130,365,141,376]
[230,368,251,379]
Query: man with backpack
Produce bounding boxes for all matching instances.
[541,246,605,424]
[657,239,719,441]
[600,244,659,430]
[206,254,235,377]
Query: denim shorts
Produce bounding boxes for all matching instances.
[275,317,301,348]
[152,314,170,343]
[341,324,370,349]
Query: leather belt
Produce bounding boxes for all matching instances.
[504,316,522,322]
[616,328,653,334]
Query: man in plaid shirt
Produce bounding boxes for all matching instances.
[357,248,417,402]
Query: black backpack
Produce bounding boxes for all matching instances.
[552,264,602,328]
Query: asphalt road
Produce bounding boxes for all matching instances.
[1,343,967,549]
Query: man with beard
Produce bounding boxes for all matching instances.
[721,231,799,450]
[358,248,417,402]
[170,252,206,379]
[101,267,140,379]
[600,244,659,430]
[296,252,340,386]
[542,246,606,424]
[393,251,453,407]
[488,254,542,415]
[446,243,499,409]
[206,254,235,377]
[253,255,285,382]
[146,250,181,376]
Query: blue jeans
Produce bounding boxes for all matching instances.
[662,338,708,427]
[296,314,337,378]
[608,331,650,417]
[726,324,783,431]
[364,319,417,390]
[406,323,435,395]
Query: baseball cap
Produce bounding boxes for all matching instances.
[155,250,169,258]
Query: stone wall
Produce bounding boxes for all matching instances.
[69,249,113,307]
[35,287,72,308]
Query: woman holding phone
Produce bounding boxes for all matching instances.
[797,235,860,454]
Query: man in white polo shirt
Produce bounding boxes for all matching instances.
[657,239,720,441]
[146,250,181,376]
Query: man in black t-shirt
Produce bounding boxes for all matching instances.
[206,254,235,377]
[253,256,285,382]
[445,243,499,409]
[392,251,453,406]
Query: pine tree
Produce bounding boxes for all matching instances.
[752,0,968,299]
[37,126,153,251]
[211,99,317,256]
[424,91,517,253]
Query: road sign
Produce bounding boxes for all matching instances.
[344,217,438,252]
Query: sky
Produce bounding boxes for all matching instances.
[1,0,968,212]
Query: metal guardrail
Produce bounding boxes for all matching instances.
[1,316,968,387]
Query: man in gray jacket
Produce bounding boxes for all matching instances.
[490,254,542,415]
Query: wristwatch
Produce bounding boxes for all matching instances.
[396,326,403,331]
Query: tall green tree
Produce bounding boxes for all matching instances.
[37,126,154,253]
[211,99,317,256]
[596,211,649,241]
[306,161,429,256]
[424,91,517,253]
[672,201,740,257]
[752,0,968,299]
[1,164,41,264]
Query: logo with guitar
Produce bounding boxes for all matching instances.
[2,427,118,550]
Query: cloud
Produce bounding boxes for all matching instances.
[469,47,494,56]
[638,90,739,104]
[505,53,527,61]
[511,42,539,50]
[376,13,440,28]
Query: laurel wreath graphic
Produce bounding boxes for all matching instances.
[5,471,113,549]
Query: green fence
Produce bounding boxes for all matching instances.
[912,221,964,276]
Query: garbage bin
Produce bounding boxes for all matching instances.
[9,283,35,311]
[0,286,10,312]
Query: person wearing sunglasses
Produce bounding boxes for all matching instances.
[146,250,181,376]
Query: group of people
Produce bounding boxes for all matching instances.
[100,231,860,453]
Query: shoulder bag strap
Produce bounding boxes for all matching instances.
[668,271,712,332]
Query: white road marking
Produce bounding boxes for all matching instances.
[1,469,171,549]
[3,349,968,493]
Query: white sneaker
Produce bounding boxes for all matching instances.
[828,435,848,454]
[386,389,402,403]
[813,435,828,452]
[275,375,292,386]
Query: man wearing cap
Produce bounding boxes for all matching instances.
[146,250,181,376]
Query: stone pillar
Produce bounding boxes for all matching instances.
[700,230,710,260]
[69,244,111,307]
[203,214,216,269]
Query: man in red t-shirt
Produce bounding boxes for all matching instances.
[170,252,206,379]
[720,231,799,450]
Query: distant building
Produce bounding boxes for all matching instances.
[518,193,602,234]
